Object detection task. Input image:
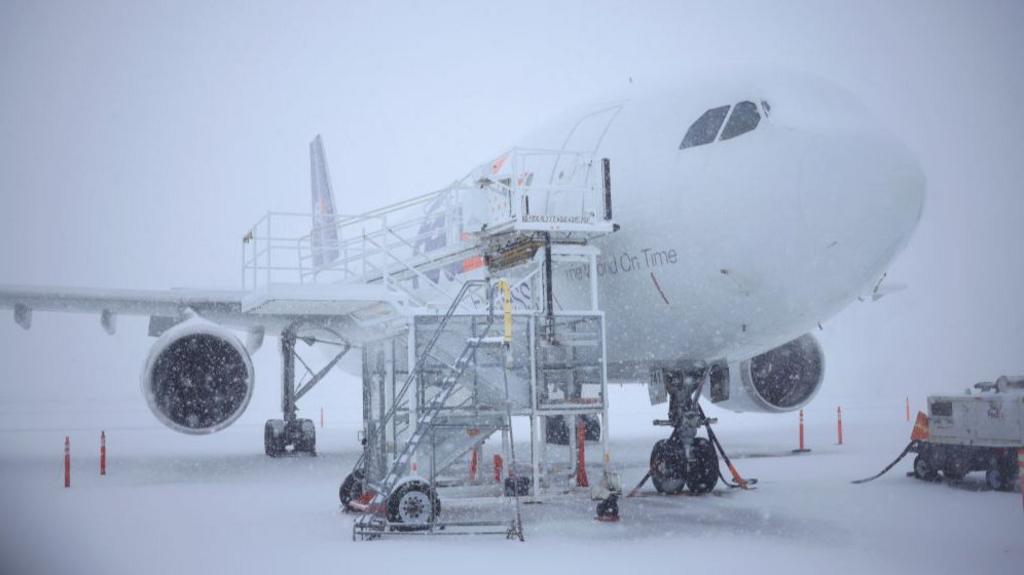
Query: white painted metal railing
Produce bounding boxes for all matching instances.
[241,148,614,300]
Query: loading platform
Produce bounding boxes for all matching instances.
[240,146,619,538]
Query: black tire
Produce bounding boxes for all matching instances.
[686,437,719,494]
[339,470,365,508]
[942,459,969,481]
[387,481,440,528]
[986,453,1018,491]
[912,454,938,481]
[297,418,316,454]
[264,419,285,457]
[985,468,1008,491]
[650,439,687,494]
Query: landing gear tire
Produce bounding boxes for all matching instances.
[912,454,938,481]
[686,437,719,494]
[295,418,316,454]
[650,439,687,495]
[339,470,365,508]
[387,481,440,529]
[264,419,285,457]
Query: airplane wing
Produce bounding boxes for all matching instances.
[0,283,405,339]
[0,285,244,318]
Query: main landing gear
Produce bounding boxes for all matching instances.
[648,368,720,495]
[264,327,350,457]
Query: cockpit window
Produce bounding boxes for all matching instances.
[719,101,761,141]
[679,105,730,149]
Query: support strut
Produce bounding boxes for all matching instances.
[543,233,555,344]
[265,327,351,457]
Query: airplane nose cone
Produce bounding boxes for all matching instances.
[798,130,926,276]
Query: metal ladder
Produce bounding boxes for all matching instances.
[354,279,497,498]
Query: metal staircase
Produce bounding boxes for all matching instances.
[373,303,496,496]
[352,279,492,480]
[351,278,528,538]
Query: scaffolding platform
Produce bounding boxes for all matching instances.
[240,146,619,538]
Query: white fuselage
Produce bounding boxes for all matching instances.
[503,70,925,379]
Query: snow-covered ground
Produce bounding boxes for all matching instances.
[1,385,1019,575]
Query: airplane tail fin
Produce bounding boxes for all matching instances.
[310,134,340,268]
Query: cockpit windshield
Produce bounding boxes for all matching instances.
[679,105,729,149]
[720,101,761,140]
[680,100,767,150]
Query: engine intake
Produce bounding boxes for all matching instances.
[141,320,254,434]
[705,334,825,413]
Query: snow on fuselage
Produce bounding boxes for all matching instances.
[497,70,926,379]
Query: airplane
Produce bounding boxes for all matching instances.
[0,68,925,501]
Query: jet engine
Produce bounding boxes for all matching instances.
[704,334,824,413]
[141,319,254,434]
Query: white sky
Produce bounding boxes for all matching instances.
[0,0,1021,412]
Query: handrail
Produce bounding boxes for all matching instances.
[242,147,613,292]
[351,279,492,476]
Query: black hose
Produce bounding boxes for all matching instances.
[851,441,918,484]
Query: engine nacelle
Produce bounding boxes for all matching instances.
[704,334,825,413]
[141,319,255,434]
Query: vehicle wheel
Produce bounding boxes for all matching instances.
[942,459,969,481]
[387,481,440,528]
[686,437,719,494]
[650,439,687,494]
[339,470,365,508]
[986,453,1017,491]
[297,418,316,454]
[985,468,1008,491]
[264,419,285,457]
[912,454,938,481]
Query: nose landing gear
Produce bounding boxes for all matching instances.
[647,368,721,495]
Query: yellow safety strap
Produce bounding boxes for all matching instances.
[499,280,513,344]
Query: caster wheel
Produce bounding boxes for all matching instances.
[339,470,365,509]
[264,419,285,457]
[686,437,719,494]
[650,439,687,495]
[387,481,440,529]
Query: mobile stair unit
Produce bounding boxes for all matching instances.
[241,146,619,538]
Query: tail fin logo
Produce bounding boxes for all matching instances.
[310,135,340,269]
